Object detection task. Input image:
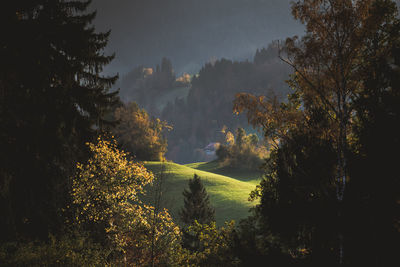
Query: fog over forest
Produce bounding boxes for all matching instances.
[91,0,304,76]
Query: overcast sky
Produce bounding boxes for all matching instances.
[91,0,304,76]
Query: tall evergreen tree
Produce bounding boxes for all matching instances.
[180,174,215,226]
[0,0,118,240]
[180,174,215,252]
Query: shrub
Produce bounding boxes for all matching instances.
[0,234,107,266]
[216,128,268,170]
[178,221,239,266]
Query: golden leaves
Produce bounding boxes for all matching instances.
[71,136,154,223]
[234,92,304,147]
[113,102,169,161]
[71,136,180,264]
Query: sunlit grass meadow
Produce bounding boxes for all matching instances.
[143,161,262,226]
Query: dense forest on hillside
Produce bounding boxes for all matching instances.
[119,43,291,163]
[1,0,399,266]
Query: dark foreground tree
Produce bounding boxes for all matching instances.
[0,0,118,241]
[234,0,400,266]
[180,174,215,226]
[180,174,215,252]
[345,12,400,265]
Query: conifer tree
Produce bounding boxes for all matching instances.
[0,0,118,240]
[180,174,215,225]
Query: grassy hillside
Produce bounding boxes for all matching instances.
[185,161,263,186]
[143,161,262,226]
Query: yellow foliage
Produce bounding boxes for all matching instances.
[113,102,169,161]
[225,131,235,146]
[176,72,191,84]
[177,221,238,266]
[71,136,180,265]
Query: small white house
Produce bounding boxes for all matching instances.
[203,142,219,156]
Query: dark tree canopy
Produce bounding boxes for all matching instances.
[0,0,118,240]
[345,13,400,264]
[233,0,400,266]
[180,174,215,226]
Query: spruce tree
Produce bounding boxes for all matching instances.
[0,0,118,240]
[180,174,215,225]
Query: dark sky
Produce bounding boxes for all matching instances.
[91,0,304,76]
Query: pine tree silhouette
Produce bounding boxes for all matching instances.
[180,174,215,225]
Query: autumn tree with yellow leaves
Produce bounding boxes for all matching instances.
[233,0,400,266]
[71,137,180,265]
[113,102,170,161]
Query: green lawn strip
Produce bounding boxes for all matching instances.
[143,161,258,226]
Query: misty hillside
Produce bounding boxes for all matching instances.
[117,43,291,163]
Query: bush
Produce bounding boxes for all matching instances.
[177,221,239,267]
[216,128,268,170]
[0,234,107,266]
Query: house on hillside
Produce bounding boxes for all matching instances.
[203,142,220,161]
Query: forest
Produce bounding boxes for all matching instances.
[0,0,399,266]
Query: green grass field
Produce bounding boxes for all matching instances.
[185,161,263,186]
[143,161,263,226]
